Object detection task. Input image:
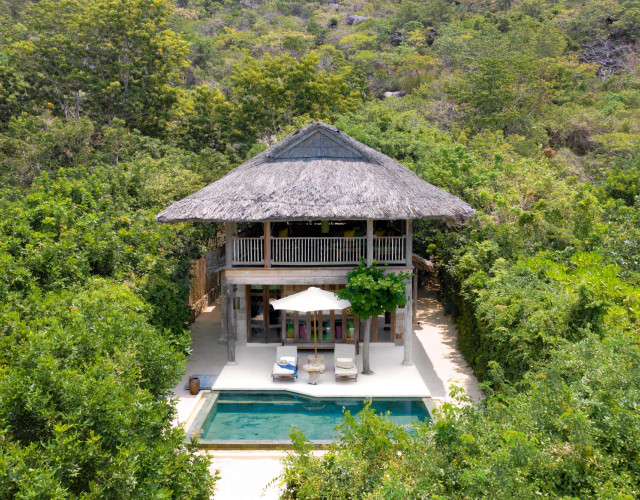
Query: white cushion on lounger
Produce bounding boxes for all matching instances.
[273,363,295,375]
[335,365,358,376]
[335,357,354,369]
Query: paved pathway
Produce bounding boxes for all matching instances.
[172,281,482,499]
[413,282,484,403]
[207,451,286,500]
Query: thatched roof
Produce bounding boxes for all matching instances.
[156,122,475,224]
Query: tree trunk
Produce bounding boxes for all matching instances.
[362,317,372,374]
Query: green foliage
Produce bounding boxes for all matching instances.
[337,259,409,321]
[0,112,218,495]
[605,151,640,205]
[9,0,189,134]
[3,0,640,496]
[337,259,409,373]
[168,85,232,152]
[447,55,551,134]
[0,282,215,497]
[227,51,365,143]
[283,325,640,498]
[281,404,421,499]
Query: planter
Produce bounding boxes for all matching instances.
[188,376,200,395]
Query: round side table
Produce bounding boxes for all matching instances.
[302,364,325,385]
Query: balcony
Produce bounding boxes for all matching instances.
[231,235,407,267]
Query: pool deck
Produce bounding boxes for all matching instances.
[173,283,482,499]
[215,343,429,397]
[172,282,482,425]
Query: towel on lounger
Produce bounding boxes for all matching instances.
[279,363,297,378]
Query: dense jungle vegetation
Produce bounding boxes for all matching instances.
[1,0,639,497]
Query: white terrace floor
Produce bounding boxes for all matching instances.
[216,343,428,397]
[172,283,482,424]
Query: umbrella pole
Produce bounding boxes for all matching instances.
[313,311,318,360]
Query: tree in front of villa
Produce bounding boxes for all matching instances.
[337,260,410,374]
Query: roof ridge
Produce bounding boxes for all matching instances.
[265,122,341,158]
[263,121,390,166]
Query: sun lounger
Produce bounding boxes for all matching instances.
[272,346,298,381]
[334,343,358,382]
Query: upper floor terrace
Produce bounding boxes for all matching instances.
[226,219,411,268]
[156,121,475,272]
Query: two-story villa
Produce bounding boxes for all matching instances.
[156,122,474,366]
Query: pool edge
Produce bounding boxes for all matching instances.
[186,390,431,450]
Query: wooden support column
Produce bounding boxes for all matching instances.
[406,219,413,267]
[219,272,228,344]
[402,279,413,366]
[366,219,374,266]
[226,284,237,365]
[264,221,271,268]
[413,264,418,323]
[405,219,415,362]
[225,222,236,269]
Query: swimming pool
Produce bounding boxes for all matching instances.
[189,391,430,448]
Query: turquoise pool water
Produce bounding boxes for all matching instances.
[200,391,429,442]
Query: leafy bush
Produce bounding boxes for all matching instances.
[0,282,215,497]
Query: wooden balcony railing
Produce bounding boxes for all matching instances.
[372,236,406,264]
[231,235,407,266]
[271,236,366,266]
[232,236,264,265]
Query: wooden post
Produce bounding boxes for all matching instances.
[226,284,236,365]
[366,219,374,266]
[219,272,228,344]
[330,310,335,343]
[413,264,418,323]
[282,310,287,343]
[402,279,413,366]
[264,221,271,268]
[406,219,413,267]
[225,222,236,269]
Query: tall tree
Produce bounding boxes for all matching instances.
[228,51,364,144]
[9,0,189,135]
[337,260,409,374]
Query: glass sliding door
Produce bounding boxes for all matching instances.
[247,285,282,343]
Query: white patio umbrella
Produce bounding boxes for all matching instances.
[271,287,351,360]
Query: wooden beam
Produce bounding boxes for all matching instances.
[412,253,434,272]
[263,285,269,341]
[264,222,271,269]
[366,219,374,266]
[225,222,234,269]
[225,267,413,286]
